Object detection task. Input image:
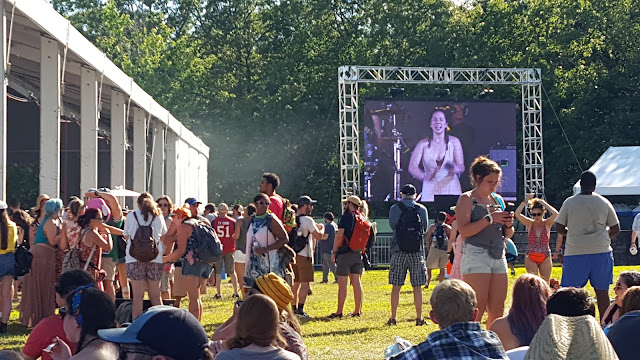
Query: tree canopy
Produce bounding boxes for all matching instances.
[50,0,640,214]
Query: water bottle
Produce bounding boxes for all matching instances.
[384,337,412,359]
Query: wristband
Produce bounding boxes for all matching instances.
[484,213,493,224]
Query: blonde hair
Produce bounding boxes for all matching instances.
[137,192,161,221]
[430,279,477,328]
[469,156,502,187]
[359,200,369,218]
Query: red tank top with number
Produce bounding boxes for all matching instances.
[213,216,236,254]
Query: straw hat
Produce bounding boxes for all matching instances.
[32,194,51,213]
[342,195,362,207]
[252,273,293,311]
[524,314,619,360]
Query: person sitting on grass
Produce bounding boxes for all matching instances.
[546,287,596,317]
[215,294,300,360]
[21,270,95,360]
[392,279,508,360]
[606,286,640,359]
[212,273,307,360]
[601,271,640,328]
[48,285,119,360]
[98,305,214,360]
[490,274,551,351]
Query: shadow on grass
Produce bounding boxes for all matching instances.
[301,325,382,338]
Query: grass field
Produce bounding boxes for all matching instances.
[1,266,633,359]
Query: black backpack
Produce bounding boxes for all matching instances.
[14,242,33,277]
[396,203,424,253]
[434,224,449,250]
[288,215,309,253]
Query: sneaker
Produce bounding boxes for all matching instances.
[214,294,222,299]
[296,311,311,318]
[386,318,397,326]
[347,312,362,317]
[511,269,516,276]
[328,312,343,319]
[232,293,240,298]
[416,318,427,326]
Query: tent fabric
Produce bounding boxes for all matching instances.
[573,146,640,196]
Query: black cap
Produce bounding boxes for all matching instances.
[297,195,317,206]
[401,184,417,195]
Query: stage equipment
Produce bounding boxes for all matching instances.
[338,66,543,201]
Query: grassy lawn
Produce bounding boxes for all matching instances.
[1,266,633,359]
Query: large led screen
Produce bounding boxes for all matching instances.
[363,99,517,202]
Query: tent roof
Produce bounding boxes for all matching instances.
[573,146,640,196]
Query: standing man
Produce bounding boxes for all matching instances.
[329,195,369,318]
[211,203,238,299]
[259,173,284,220]
[319,212,338,283]
[555,171,620,318]
[291,196,324,317]
[387,184,429,326]
[425,212,451,287]
[185,198,211,226]
[204,203,217,223]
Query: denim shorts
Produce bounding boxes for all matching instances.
[460,243,507,275]
[0,252,14,278]
[182,260,213,279]
[561,251,613,291]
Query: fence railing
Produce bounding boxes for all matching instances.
[314,230,639,267]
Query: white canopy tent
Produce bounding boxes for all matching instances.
[573,146,640,196]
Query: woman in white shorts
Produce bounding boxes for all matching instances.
[232,203,256,296]
[456,156,514,327]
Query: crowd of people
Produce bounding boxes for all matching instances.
[0,162,636,360]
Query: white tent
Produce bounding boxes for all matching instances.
[573,146,640,196]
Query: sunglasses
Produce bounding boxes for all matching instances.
[158,203,169,208]
[614,282,627,291]
[531,213,543,217]
[257,201,271,206]
[58,307,67,320]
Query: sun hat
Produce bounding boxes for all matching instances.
[524,314,619,360]
[98,306,210,360]
[342,195,362,207]
[32,194,51,212]
[86,198,111,221]
[244,273,293,311]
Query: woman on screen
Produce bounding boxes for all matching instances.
[408,109,465,201]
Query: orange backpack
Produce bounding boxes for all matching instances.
[346,212,372,253]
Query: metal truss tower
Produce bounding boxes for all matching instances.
[338,66,543,201]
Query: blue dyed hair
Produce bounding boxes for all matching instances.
[44,198,63,216]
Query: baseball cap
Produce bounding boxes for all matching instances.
[400,184,417,196]
[98,306,209,360]
[243,273,293,311]
[184,197,202,206]
[86,198,111,221]
[0,201,7,210]
[342,195,362,207]
[297,195,317,206]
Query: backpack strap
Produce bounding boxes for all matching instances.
[491,193,506,211]
[132,211,141,225]
[397,202,408,213]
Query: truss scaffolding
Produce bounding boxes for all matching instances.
[338,65,543,201]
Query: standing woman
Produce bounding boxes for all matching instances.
[76,209,112,284]
[232,203,256,296]
[58,199,85,264]
[29,194,51,247]
[157,195,174,300]
[448,208,464,280]
[514,194,558,282]
[0,201,18,333]
[245,194,289,282]
[21,198,64,327]
[456,156,514,327]
[123,193,167,320]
